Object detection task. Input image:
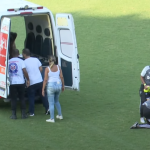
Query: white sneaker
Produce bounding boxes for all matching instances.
[140,117,145,123]
[56,115,63,120]
[3,98,11,102]
[29,114,34,117]
[46,119,55,123]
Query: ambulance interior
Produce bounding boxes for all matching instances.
[6,14,56,78]
[24,14,55,66]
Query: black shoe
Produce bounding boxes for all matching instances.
[10,110,17,119]
[21,109,28,119]
[130,122,138,129]
[45,110,50,115]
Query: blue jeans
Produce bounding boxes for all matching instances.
[47,82,62,119]
[27,82,49,114]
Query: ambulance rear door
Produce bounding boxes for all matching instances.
[0,17,11,98]
[56,14,80,91]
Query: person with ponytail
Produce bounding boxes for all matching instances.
[42,55,64,123]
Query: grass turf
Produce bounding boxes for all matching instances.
[1,0,150,149]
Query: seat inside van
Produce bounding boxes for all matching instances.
[3,13,54,69]
[24,15,54,66]
[26,32,35,54]
[42,38,52,57]
[35,35,43,56]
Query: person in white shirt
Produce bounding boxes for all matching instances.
[22,48,49,116]
[9,49,29,119]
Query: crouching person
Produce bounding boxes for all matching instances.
[9,49,29,119]
[131,100,150,129]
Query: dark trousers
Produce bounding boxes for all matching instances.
[27,82,49,114]
[10,84,26,111]
[139,84,150,117]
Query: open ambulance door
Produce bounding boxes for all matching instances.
[56,14,80,91]
[0,17,11,98]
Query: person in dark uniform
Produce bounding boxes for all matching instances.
[139,65,150,123]
[131,100,150,129]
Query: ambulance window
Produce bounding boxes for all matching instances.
[59,29,73,58]
[36,25,42,33]
[28,22,33,30]
[44,28,50,36]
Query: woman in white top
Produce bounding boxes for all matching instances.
[42,56,64,123]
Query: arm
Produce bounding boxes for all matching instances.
[141,75,150,90]
[59,66,65,91]
[140,76,148,89]
[37,58,42,72]
[42,68,49,96]
[22,68,29,80]
[22,68,30,87]
[39,66,42,72]
[141,76,146,85]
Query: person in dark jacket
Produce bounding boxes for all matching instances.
[131,100,150,129]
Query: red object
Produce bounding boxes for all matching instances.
[7,9,14,11]
[37,6,43,9]
[20,12,33,15]
[0,32,7,67]
[0,56,6,67]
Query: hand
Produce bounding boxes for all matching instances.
[62,86,65,92]
[26,80,30,88]
[42,90,45,97]
[144,85,150,90]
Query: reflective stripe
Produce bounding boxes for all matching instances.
[61,42,73,45]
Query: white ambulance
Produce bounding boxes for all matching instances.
[0,0,80,98]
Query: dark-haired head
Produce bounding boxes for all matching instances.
[12,49,19,57]
[22,48,31,59]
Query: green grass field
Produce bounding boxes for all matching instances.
[1,0,150,149]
